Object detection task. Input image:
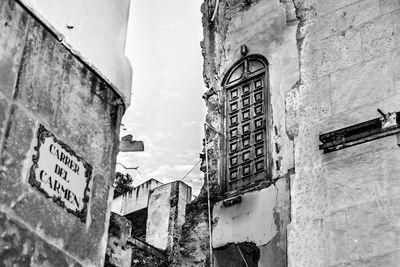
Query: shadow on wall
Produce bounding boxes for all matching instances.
[214,242,260,267]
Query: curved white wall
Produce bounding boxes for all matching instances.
[20,0,132,106]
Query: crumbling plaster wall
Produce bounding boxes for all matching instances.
[201,0,299,185]
[287,0,400,266]
[0,0,123,265]
[212,177,290,267]
[177,0,299,266]
[105,213,133,267]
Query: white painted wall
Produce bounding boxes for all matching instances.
[146,183,173,250]
[212,179,287,248]
[111,179,163,215]
[19,0,132,106]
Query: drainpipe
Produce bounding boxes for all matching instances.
[203,122,224,266]
[204,123,214,267]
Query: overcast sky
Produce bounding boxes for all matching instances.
[116,0,205,195]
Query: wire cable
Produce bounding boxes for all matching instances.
[180,159,202,181]
[116,162,139,170]
[211,0,220,22]
[237,245,249,267]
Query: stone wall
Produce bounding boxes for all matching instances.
[0,0,124,265]
[176,194,211,266]
[287,0,400,266]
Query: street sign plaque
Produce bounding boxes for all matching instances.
[28,124,92,222]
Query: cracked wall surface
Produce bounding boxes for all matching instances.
[0,0,124,265]
[287,0,400,266]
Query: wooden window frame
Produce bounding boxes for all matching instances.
[220,54,272,193]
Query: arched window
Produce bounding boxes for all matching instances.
[222,55,271,192]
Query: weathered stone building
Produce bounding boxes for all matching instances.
[0,0,131,265]
[108,180,193,266]
[178,0,400,266]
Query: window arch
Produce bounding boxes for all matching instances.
[222,55,271,192]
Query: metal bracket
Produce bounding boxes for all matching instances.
[222,195,242,207]
[378,108,397,129]
[319,109,400,153]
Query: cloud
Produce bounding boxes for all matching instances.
[158,19,184,30]
[116,0,205,196]
[159,89,182,99]
[181,121,200,127]
[152,131,173,141]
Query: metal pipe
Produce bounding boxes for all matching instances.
[204,123,213,267]
[211,0,220,22]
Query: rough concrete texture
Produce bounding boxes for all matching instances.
[0,211,81,266]
[212,177,290,267]
[146,183,174,250]
[176,195,211,267]
[146,181,191,257]
[105,213,132,267]
[180,0,298,266]
[287,0,400,266]
[212,178,286,247]
[0,0,123,266]
[168,181,193,264]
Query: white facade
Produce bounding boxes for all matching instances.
[20,0,132,106]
